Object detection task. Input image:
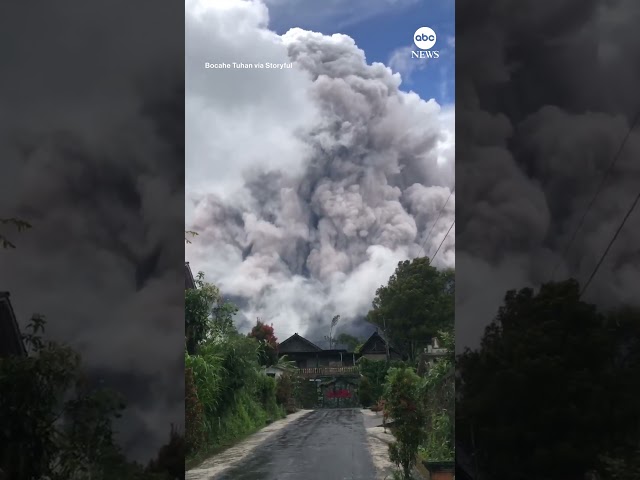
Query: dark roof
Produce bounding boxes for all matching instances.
[360,329,401,355]
[0,292,27,357]
[185,262,195,290]
[330,342,352,352]
[279,333,322,353]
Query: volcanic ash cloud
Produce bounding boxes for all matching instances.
[187,5,454,338]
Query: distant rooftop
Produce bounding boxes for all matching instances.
[0,291,27,357]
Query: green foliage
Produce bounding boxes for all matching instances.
[599,449,640,480]
[146,425,185,480]
[185,272,221,355]
[335,333,362,352]
[383,366,427,479]
[358,357,405,405]
[275,372,303,413]
[185,272,238,355]
[255,374,280,416]
[185,367,206,453]
[419,329,454,462]
[185,278,285,462]
[457,279,640,479]
[358,376,373,407]
[367,257,454,361]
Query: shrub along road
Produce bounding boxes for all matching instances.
[187,409,380,480]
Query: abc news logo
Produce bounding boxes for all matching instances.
[412,26,439,59]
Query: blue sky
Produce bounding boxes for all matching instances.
[265,0,455,105]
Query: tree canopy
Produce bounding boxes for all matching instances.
[457,279,640,479]
[185,272,238,354]
[0,316,179,479]
[248,319,279,366]
[334,333,362,352]
[367,257,454,360]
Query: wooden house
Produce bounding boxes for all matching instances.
[278,333,357,369]
[359,329,402,361]
[0,292,26,357]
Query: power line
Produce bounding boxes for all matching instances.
[419,188,454,258]
[580,188,640,298]
[431,220,455,264]
[551,109,640,280]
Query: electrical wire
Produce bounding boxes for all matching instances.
[580,188,640,298]
[431,219,455,264]
[551,109,640,280]
[419,188,454,258]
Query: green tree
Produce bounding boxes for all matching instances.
[383,366,426,479]
[335,333,362,352]
[457,279,640,479]
[146,425,185,480]
[185,272,238,354]
[0,316,163,479]
[368,257,454,361]
[357,357,395,404]
[358,376,373,407]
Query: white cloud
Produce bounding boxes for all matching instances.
[388,46,428,84]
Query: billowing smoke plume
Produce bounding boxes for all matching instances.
[456,0,640,350]
[186,0,454,341]
[0,0,184,460]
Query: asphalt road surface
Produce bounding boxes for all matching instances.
[213,409,378,480]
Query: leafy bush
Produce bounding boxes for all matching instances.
[256,374,279,417]
[420,344,454,462]
[383,366,427,479]
[359,376,373,407]
[276,373,298,413]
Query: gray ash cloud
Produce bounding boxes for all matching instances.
[0,0,184,461]
[186,4,455,342]
[456,0,640,350]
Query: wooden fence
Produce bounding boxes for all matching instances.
[298,366,360,377]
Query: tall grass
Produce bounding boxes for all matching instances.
[185,332,285,466]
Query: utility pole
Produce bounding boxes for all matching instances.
[330,314,340,349]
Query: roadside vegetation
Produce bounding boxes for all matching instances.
[185,272,298,467]
[184,257,455,478]
[358,257,455,480]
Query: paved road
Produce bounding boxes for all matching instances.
[213,409,378,480]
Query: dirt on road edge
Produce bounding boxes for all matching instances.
[360,408,429,480]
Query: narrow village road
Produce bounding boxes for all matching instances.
[202,409,380,480]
